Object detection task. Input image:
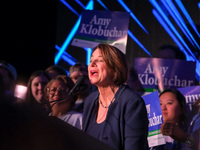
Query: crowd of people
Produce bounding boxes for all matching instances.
[0,43,199,150]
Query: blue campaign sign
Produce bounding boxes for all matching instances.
[71,10,130,53]
[178,85,200,113]
[134,58,196,92]
[142,91,165,147]
[143,91,163,133]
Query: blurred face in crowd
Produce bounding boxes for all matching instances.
[31,75,49,103]
[48,80,71,107]
[160,92,182,123]
[47,70,60,79]
[0,66,15,91]
[70,67,91,97]
[70,70,87,84]
[157,49,176,59]
[0,67,10,85]
[88,48,113,87]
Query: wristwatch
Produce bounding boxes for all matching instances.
[185,135,196,148]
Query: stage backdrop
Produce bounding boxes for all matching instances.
[55,0,200,81]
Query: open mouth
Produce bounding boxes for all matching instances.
[90,70,98,76]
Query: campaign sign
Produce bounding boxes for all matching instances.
[142,91,165,147]
[71,10,130,54]
[178,85,200,113]
[134,58,196,92]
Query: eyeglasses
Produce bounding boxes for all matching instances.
[47,87,69,95]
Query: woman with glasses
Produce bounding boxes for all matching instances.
[44,75,82,130]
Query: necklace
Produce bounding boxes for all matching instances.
[99,95,115,108]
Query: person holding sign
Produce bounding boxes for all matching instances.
[152,89,198,150]
[82,43,149,150]
[186,97,200,150]
[157,45,186,60]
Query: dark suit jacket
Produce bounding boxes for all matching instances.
[83,84,149,150]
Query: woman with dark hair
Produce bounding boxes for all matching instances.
[82,43,149,150]
[25,70,51,115]
[160,89,187,124]
[151,89,198,150]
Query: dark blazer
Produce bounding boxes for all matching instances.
[83,84,149,150]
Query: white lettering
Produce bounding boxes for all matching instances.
[148,113,163,127]
[89,15,111,28]
[144,63,169,77]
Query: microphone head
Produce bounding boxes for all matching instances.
[74,84,88,95]
[68,76,85,96]
[75,76,85,85]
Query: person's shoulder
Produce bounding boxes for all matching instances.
[117,84,145,104]
[84,90,99,101]
[68,110,83,117]
[60,111,82,122]
[120,84,142,98]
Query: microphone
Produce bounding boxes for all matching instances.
[68,76,85,96]
[76,83,88,92]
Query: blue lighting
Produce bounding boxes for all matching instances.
[85,0,94,10]
[127,30,151,57]
[55,45,76,65]
[152,9,189,60]
[96,0,151,56]
[55,0,93,65]
[55,17,81,64]
[117,0,149,34]
[175,0,200,38]
[56,0,199,82]
[152,8,199,81]
[62,55,76,66]
[97,0,109,10]
[83,47,92,65]
[164,0,200,49]
[60,0,79,16]
[75,0,86,9]
[149,0,196,60]
[161,0,195,47]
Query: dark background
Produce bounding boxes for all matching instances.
[1,1,57,84]
[1,0,200,85]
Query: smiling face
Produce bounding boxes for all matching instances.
[48,80,70,105]
[88,48,114,87]
[31,75,49,103]
[160,92,182,123]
